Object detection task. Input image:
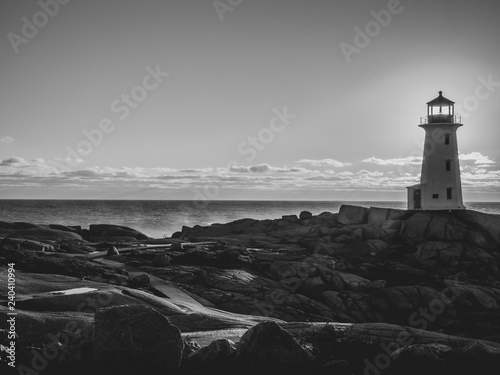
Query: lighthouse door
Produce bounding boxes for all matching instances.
[414,189,421,209]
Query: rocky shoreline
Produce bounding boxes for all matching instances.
[1,204,500,374]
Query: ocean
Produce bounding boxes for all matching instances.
[0,200,499,239]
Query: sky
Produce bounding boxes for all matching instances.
[0,0,499,201]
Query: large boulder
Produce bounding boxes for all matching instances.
[455,210,500,245]
[368,207,409,223]
[414,241,464,267]
[181,224,235,238]
[94,304,183,375]
[48,224,80,233]
[187,338,237,372]
[4,225,84,242]
[389,341,500,375]
[362,220,403,241]
[237,321,315,374]
[414,241,495,272]
[450,341,500,373]
[282,214,300,224]
[226,218,261,233]
[317,212,339,226]
[400,212,469,244]
[183,218,262,238]
[89,224,149,241]
[338,205,369,225]
[2,308,94,374]
[0,221,39,230]
[299,211,313,220]
[388,343,455,375]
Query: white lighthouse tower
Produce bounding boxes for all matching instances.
[407,91,465,210]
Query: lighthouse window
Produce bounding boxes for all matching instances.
[445,134,450,145]
[445,160,451,171]
[447,188,452,200]
[432,194,439,199]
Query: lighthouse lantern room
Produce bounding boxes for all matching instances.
[407,91,465,211]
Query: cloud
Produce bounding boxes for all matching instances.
[229,165,251,173]
[248,164,271,173]
[363,153,495,167]
[362,156,422,166]
[54,156,85,167]
[277,167,304,173]
[296,158,351,168]
[337,171,354,176]
[357,170,384,176]
[0,155,499,199]
[178,167,217,173]
[158,174,201,180]
[0,157,27,166]
[1,137,15,144]
[229,163,303,173]
[459,152,495,165]
[64,169,103,178]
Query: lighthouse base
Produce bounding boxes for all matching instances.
[407,183,466,211]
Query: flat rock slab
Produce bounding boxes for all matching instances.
[0,269,110,296]
[94,258,204,307]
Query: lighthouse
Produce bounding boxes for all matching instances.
[407,91,465,210]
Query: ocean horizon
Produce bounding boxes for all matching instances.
[1,199,499,239]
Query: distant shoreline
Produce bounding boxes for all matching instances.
[1,200,500,239]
